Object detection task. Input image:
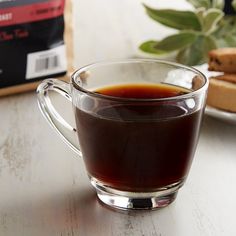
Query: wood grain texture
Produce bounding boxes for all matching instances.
[1,0,236,235]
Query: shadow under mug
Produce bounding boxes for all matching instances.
[37,59,208,210]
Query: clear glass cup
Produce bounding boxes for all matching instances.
[37,59,208,210]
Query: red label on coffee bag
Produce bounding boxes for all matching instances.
[0,0,65,27]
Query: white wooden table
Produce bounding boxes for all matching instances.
[1,1,236,235]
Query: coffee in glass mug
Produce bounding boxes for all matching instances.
[37,59,208,210]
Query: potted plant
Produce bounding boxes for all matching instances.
[140,0,236,65]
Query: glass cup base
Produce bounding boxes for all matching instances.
[90,177,183,210]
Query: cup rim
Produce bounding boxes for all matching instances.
[71,59,208,102]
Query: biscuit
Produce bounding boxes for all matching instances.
[207,74,236,112]
[208,48,236,73]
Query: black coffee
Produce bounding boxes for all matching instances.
[75,84,203,192]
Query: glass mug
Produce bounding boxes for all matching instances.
[37,59,208,210]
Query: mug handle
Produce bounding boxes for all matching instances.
[36,79,82,156]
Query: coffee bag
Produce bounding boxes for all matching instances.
[0,0,73,96]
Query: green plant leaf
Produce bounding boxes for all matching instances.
[154,32,198,52]
[211,0,225,10]
[186,0,211,9]
[176,35,217,65]
[187,0,224,9]
[177,46,203,66]
[143,5,202,31]
[224,35,236,46]
[202,9,224,34]
[215,34,236,47]
[196,8,205,27]
[213,16,236,39]
[213,17,236,46]
[139,41,167,54]
[232,0,236,11]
